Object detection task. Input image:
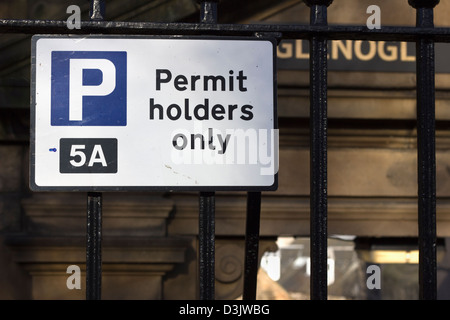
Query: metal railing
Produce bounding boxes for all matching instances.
[0,0,444,300]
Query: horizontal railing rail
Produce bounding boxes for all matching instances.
[1,19,450,42]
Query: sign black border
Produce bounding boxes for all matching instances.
[30,34,278,192]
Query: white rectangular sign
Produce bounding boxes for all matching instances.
[30,35,278,191]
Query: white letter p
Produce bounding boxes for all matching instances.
[69,59,116,121]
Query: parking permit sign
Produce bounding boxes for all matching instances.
[30,35,278,191]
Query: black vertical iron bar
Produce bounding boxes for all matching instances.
[243,192,262,300]
[86,192,102,300]
[199,191,215,300]
[85,0,105,301]
[304,0,332,300]
[197,0,218,301]
[409,0,439,300]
